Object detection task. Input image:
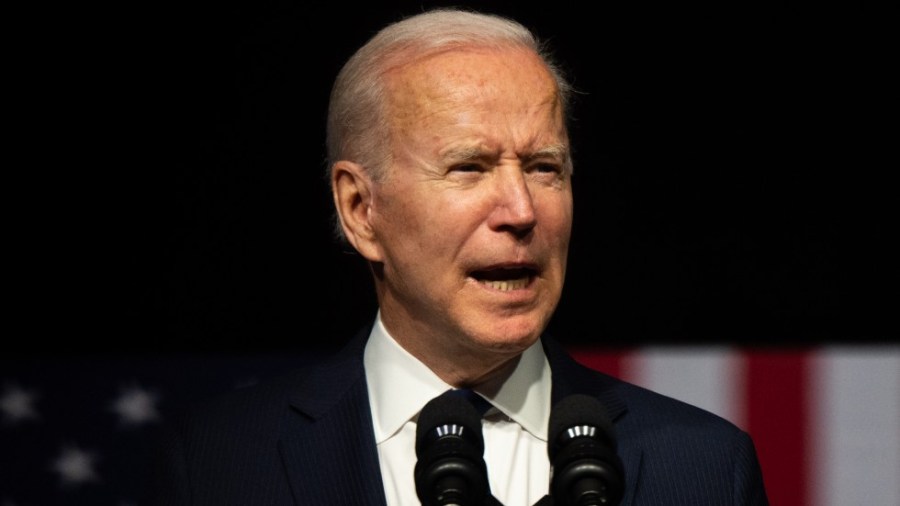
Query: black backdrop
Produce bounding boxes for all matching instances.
[20,1,895,355]
[4,6,894,502]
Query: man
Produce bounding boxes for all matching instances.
[153,8,768,505]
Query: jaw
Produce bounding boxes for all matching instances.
[447,274,558,356]
[376,282,553,384]
[373,259,562,384]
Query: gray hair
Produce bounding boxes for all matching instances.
[326,8,574,237]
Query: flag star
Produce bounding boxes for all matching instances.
[0,384,40,424]
[109,384,160,426]
[51,445,100,486]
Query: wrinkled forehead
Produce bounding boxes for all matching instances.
[378,46,570,176]
[383,46,563,125]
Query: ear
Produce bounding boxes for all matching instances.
[331,160,383,262]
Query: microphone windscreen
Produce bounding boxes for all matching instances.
[548,394,625,506]
[548,394,617,457]
[416,389,485,457]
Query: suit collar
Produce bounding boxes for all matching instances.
[286,324,371,418]
[541,335,628,421]
[279,323,388,505]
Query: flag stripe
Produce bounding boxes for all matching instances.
[744,349,810,506]
[622,346,741,426]
[566,347,625,379]
[547,345,900,506]
[810,346,900,506]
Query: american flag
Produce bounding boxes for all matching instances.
[0,354,313,505]
[3,346,898,505]
[569,345,900,506]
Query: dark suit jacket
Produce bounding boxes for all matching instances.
[152,326,768,505]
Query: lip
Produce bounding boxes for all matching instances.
[467,262,540,293]
[469,261,539,276]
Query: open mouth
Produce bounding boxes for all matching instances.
[469,266,537,292]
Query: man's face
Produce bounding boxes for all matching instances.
[368,47,573,362]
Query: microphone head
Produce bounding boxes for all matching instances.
[416,389,486,456]
[414,390,490,506]
[548,394,625,506]
[548,394,617,459]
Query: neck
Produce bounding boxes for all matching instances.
[379,318,528,388]
[399,330,524,387]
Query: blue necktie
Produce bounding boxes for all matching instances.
[451,388,493,416]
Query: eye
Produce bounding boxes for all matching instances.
[450,163,485,173]
[531,162,562,174]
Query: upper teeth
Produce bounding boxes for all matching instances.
[481,277,529,291]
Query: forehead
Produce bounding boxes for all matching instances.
[387,48,565,149]
[384,46,562,128]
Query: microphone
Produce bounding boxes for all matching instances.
[548,394,625,506]
[415,389,493,506]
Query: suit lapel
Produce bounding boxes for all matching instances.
[278,328,387,506]
[543,336,643,506]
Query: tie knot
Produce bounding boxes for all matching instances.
[451,388,493,416]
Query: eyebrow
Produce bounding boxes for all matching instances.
[525,143,570,165]
[439,142,570,165]
[439,144,494,164]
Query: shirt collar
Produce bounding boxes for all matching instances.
[482,333,552,440]
[364,311,552,444]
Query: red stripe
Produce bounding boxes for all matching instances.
[566,347,626,379]
[744,349,811,506]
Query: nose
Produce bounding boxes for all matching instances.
[487,169,537,236]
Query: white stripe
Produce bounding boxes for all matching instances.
[811,345,900,506]
[622,346,744,427]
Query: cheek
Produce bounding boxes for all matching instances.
[376,188,460,256]
[538,194,574,242]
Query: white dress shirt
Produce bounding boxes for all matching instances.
[364,313,552,506]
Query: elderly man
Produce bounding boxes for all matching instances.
[154,8,768,506]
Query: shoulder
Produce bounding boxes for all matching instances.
[611,379,767,503]
[177,368,310,428]
[164,369,310,451]
[170,326,373,436]
[543,335,744,439]
[553,345,748,447]
[149,366,328,504]
[610,378,751,456]
[569,358,767,503]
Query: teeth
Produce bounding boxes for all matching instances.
[481,277,529,291]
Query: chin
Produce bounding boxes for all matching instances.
[468,316,545,353]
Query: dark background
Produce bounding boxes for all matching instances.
[2,3,894,503]
[17,1,895,355]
